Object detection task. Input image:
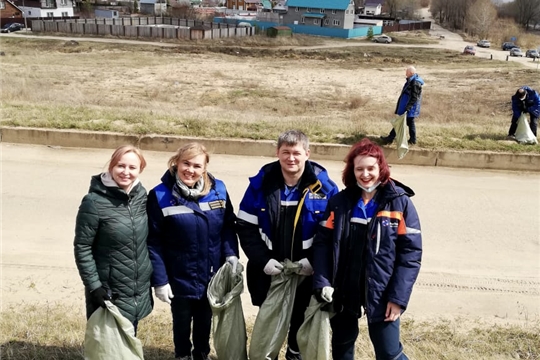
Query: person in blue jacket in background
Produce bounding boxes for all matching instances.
[147,142,239,360]
[312,138,422,360]
[237,130,339,360]
[380,66,424,145]
[507,86,540,139]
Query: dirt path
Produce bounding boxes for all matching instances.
[1,144,539,327]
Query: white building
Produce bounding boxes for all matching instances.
[14,0,74,18]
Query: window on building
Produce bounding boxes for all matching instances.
[314,19,319,25]
[28,10,32,15]
[332,9,336,14]
[60,0,67,5]
[333,19,340,26]
[0,1,5,10]
[47,12,53,17]
[295,7,298,12]
[319,9,325,13]
[306,7,311,11]
[61,11,68,16]
[301,17,305,24]
[324,18,329,25]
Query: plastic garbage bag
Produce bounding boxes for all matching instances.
[249,260,304,360]
[207,262,248,360]
[390,113,409,159]
[296,296,335,360]
[84,300,144,360]
[515,113,538,145]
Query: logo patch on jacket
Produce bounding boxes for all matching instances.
[308,193,326,200]
[208,200,226,210]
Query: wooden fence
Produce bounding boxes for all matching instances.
[29,17,254,40]
[382,21,431,33]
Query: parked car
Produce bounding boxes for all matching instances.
[510,47,524,57]
[463,45,476,55]
[373,34,392,43]
[477,39,490,48]
[525,49,539,58]
[1,23,25,33]
[502,42,518,50]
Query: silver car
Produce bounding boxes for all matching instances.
[477,39,490,48]
[373,35,392,44]
[510,48,523,57]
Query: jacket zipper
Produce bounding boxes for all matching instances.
[127,196,138,320]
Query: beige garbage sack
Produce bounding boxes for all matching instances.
[296,296,335,360]
[249,260,304,360]
[84,300,144,360]
[390,113,409,159]
[207,262,248,360]
[515,113,538,145]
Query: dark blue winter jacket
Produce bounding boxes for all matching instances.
[147,170,238,299]
[395,73,424,118]
[312,179,422,323]
[512,86,540,119]
[237,160,339,306]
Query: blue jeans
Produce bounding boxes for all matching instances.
[330,311,408,360]
[171,297,212,359]
[387,117,417,143]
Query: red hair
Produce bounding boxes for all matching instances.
[342,138,391,188]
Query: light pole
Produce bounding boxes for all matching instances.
[22,0,28,32]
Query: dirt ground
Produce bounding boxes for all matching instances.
[1,144,539,330]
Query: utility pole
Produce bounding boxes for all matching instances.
[22,0,28,32]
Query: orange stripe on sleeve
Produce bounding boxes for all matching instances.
[325,211,335,229]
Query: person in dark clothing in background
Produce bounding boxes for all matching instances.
[237,130,339,360]
[380,66,425,145]
[312,138,422,360]
[507,86,540,140]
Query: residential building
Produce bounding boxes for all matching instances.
[364,0,383,15]
[0,0,23,18]
[282,0,355,29]
[13,0,74,18]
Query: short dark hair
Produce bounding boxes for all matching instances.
[342,138,391,188]
[277,130,309,151]
[516,88,526,99]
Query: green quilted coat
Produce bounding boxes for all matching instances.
[74,174,153,324]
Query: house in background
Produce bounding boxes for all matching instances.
[13,0,74,18]
[282,0,355,29]
[364,0,383,15]
[139,0,166,15]
[0,0,23,19]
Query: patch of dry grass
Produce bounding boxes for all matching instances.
[0,37,539,153]
[0,304,538,359]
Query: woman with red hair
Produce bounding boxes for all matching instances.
[312,138,422,360]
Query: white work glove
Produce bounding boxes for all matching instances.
[321,286,334,303]
[263,259,284,275]
[298,258,314,276]
[154,283,174,304]
[226,255,239,273]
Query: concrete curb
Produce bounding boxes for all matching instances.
[1,127,539,172]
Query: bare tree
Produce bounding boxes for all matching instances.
[385,0,403,18]
[466,0,497,38]
[515,0,540,30]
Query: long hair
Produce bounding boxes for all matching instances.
[168,142,211,195]
[107,145,146,173]
[342,138,390,188]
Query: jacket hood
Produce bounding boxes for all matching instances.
[380,178,415,200]
[409,73,424,86]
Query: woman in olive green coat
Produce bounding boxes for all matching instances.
[74,145,153,331]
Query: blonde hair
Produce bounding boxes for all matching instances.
[108,145,146,173]
[168,142,211,195]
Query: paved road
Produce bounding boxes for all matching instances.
[2,144,539,325]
